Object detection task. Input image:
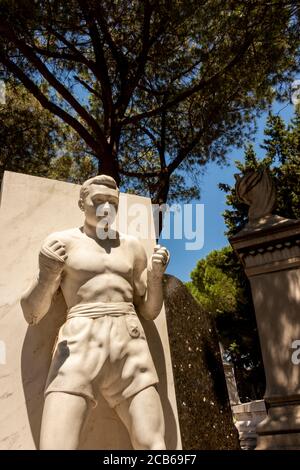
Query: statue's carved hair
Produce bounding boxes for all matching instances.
[79,175,119,201]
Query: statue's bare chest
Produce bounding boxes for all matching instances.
[64,236,133,278]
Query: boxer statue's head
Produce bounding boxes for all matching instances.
[79,175,119,230]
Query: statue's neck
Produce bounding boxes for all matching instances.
[83,221,109,240]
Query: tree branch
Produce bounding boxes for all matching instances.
[45,26,101,80]
[115,1,161,115]
[121,34,254,126]
[0,52,101,157]
[74,75,102,100]
[159,96,167,170]
[94,4,128,82]
[167,132,203,174]
[168,85,243,174]
[0,22,108,151]
[46,28,92,61]
[140,125,159,146]
[78,0,113,131]
[119,169,160,178]
[31,44,82,62]
[129,1,153,91]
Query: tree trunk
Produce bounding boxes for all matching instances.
[96,153,120,185]
[151,174,170,238]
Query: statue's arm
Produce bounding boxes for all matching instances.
[21,235,67,325]
[133,241,170,321]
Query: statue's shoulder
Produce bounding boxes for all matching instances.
[120,233,147,258]
[43,227,81,244]
[120,232,142,247]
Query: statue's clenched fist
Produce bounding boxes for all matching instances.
[39,238,68,276]
[149,244,170,279]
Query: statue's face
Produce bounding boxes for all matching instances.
[81,184,119,229]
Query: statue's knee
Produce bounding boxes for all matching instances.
[133,432,166,450]
[149,438,166,450]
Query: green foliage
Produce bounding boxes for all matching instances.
[0,81,60,179]
[189,247,242,313]
[48,154,97,183]
[1,1,300,203]
[0,80,97,184]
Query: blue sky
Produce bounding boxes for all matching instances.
[161,100,296,282]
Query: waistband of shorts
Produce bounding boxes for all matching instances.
[66,301,136,320]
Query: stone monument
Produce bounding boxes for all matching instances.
[0,171,181,450]
[230,169,300,449]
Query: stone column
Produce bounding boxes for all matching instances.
[223,361,240,406]
[230,169,300,449]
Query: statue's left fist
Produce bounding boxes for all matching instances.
[149,244,170,277]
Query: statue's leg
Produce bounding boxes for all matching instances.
[39,392,89,450]
[115,385,166,450]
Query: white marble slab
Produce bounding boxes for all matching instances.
[0,171,181,450]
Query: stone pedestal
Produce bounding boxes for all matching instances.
[230,216,300,449]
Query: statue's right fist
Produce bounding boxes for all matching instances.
[39,239,68,276]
